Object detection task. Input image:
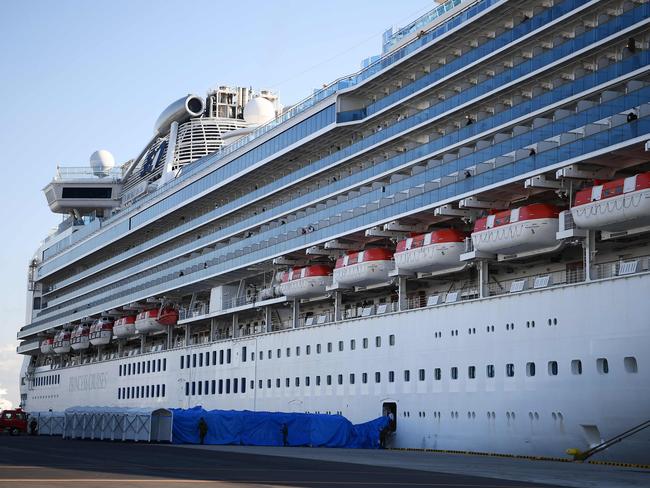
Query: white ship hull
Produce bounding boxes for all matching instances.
[571,188,650,231]
[25,272,650,463]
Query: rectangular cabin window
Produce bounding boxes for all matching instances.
[61,187,112,199]
[350,339,356,350]
[506,363,515,377]
[375,336,381,347]
[526,362,536,377]
[198,381,203,395]
[296,346,301,356]
[363,338,368,349]
[375,372,381,383]
[316,376,321,386]
[338,374,343,385]
[276,378,281,388]
[404,370,411,382]
[205,353,210,367]
[162,384,166,397]
[338,341,344,351]
[185,382,189,396]
[286,347,291,357]
[191,382,196,396]
[218,379,223,394]
[349,373,355,384]
[277,348,281,358]
[285,378,290,387]
[316,344,321,354]
[306,345,311,355]
[211,380,216,395]
[227,349,231,364]
[451,367,458,380]
[219,350,224,364]
[226,378,231,394]
[388,371,395,383]
[163,358,166,371]
[419,369,425,381]
[259,379,263,389]
[468,366,476,379]
[389,334,395,346]
[571,359,583,375]
[306,376,310,386]
[186,355,190,368]
[327,375,332,385]
[242,346,247,362]
[267,379,271,388]
[241,378,246,393]
[192,354,197,368]
[362,373,368,384]
[327,342,333,353]
[295,377,300,387]
[233,378,238,394]
[198,354,203,368]
[486,364,495,378]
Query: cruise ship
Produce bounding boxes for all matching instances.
[17,0,650,462]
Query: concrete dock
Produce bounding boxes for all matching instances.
[0,435,648,487]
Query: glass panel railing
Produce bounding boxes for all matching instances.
[25,88,650,333]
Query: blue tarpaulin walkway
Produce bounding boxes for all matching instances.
[171,407,389,449]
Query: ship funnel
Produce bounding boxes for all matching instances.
[153,94,205,135]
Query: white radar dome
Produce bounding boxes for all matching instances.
[90,149,116,177]
[243,97,276,125]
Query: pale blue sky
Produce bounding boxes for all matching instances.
[0,0,433,407]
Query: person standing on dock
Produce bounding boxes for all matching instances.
[198,417,208,445]
[281,423,289,446]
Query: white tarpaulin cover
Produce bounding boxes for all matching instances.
[63,406,173,442]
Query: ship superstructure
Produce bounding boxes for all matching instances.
[18,0,650,462]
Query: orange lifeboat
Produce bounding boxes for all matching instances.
[89,317,114,346]
[157,307,179,326]
[135,309,164,334]
[333,248,394,287]
[52,330,71,354]
[40,337,54,355]
[279,264,333,298]
[70,324,90,351]
[394,229,467,273]
[113,315,136,338]
[472,203,560,255]
[571,171,650,231]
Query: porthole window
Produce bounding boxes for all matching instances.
[350,339,356,350]
[571,359,582,375]
[526,362,536,377]
[389,334,395,346]
[548,361,558,376]
[597,358,609,375]
[624,356,638,373]
[316,344,321,354]
[306,345,311,355]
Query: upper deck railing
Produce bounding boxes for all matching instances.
[43,0,495,257]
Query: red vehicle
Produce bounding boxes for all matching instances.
[0,408,28,435]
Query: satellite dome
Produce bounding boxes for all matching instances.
[243,97,275,125]
[90,150,115,177]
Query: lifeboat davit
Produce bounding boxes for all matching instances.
[89,317,114,346]
[333,248,394,287]
[52,330,71,354]
[472,203,560,255]
[70,324,90,351]
[571,172,650,231]
[135,309,162,333]
[40,337,54,355]
[395,229,467,274]
[157,307,179,326]
[113,315,136,338]
[279,264,333,298]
